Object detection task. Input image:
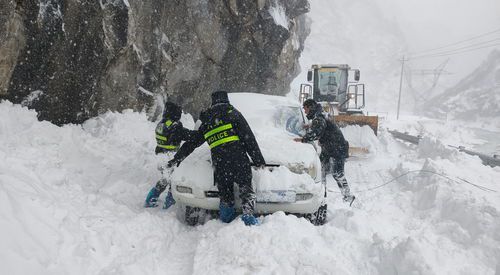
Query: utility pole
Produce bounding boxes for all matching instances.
[396,56,408,120]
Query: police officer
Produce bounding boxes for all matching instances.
[294,99,355,205]
[169,90,265,226]
[144,101,196,209]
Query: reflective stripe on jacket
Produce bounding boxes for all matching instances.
[172,103,265,167]
[155,120,178,151]
[203,122,240,149]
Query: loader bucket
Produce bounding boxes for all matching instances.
[333,115,379,135]
[349,146,370,157]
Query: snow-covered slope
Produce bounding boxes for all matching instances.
[424,50,500,129]
[1,101,499,274]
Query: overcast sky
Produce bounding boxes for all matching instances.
[292,0,500,113]
[369,0,500,86]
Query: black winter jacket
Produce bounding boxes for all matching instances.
[173,103,265,166]
[155,119,197,155]
[302,109,349,159]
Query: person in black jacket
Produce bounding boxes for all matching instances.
[144,101,196,209]
[168,90,266,226]
[293,99,355,205]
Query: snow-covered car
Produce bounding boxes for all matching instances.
[171,93,326,225]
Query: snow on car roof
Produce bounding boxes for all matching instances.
[229,92,301,128]
[229,92,300,109]
[227,92,316,166]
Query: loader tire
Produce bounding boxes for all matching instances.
[185,206,201,226]
[306,204,327,226]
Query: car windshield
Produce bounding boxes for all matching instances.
[274,106,305,136]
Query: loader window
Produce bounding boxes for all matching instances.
[319,71,340,96]
[315,68,348,102]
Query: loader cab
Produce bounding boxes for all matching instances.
[310,65,349,103]
[299,64,378,135]
[302,64,364,114]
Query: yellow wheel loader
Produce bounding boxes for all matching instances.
[299,64,379,156]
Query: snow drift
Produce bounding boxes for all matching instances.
[1,100,500,274]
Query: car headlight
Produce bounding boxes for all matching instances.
[176,186,192,194]
[287,163,305,174]
[287,163,318,181]
[308,163,317,180]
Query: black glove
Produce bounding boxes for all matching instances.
[167,158,182,168]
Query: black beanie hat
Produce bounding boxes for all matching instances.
[199,109,208,122]
[211,90,230,105]
[162,101,182,121]
[303,99,321,119]
[303,98,317,109]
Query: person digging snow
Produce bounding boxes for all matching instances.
[168,90,266,226]
[294,99,355,205]
[144,101,197,209]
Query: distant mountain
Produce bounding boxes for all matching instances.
[423,50,500,124]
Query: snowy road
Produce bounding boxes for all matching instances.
[1,102,499,274]
[471,128,500,154]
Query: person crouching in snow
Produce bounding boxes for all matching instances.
[167,90,266,226]
[293,99,355,205]
[144,101,197,209]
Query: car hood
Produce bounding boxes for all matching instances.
[171,139,319,193]
[171,93,321,193]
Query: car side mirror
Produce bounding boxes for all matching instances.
[307,70,312,82]
[354,70,360,81]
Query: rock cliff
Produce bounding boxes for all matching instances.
[0,0,310,124]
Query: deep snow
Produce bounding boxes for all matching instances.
[2,1,500,273]
[1,100,499,275]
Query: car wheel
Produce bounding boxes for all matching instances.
[306,204,327,226]
[185,206,202,226]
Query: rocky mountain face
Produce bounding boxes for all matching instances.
[0,0,310,125]
[423,50,500,123]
